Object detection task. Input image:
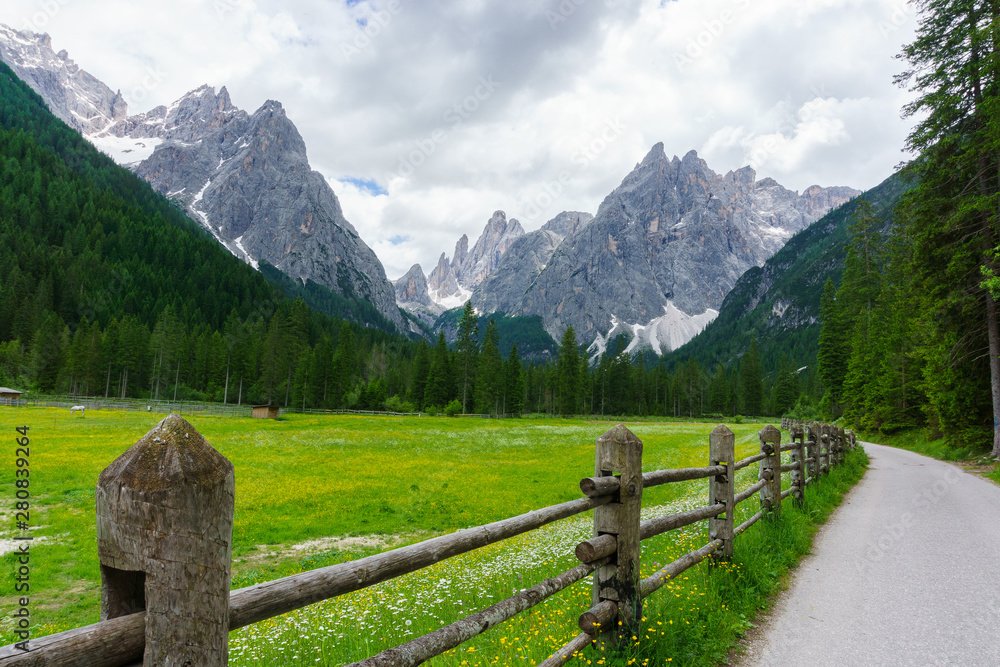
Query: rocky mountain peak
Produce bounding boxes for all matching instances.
[423,210,526,309]
[541,211,593,237]
[0,29,407,331]
[0,24,127,135]
[642,142,667,165]
[394,264,434,308]
[453,234,470,269]
[496,143,860,356]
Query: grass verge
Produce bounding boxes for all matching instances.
[578,446,870,667]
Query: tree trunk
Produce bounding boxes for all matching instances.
[988,293,1000,458]
[173,361,180,402]
[223,360,230,406]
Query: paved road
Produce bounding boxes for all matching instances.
[739,443,1000,667]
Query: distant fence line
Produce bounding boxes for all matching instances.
[6,395,519,419]
[0,417,858,666]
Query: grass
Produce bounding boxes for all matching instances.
[0,408,866,665]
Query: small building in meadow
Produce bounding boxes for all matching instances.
[0,387,24,405]
[252,405,280,419]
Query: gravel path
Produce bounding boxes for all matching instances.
[738,442,1000,667]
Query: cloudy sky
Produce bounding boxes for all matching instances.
[4,0,918,279]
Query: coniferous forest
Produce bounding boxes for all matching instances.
[817,0,1000,456]
[0,56,790,418]
[4,0,1000,450]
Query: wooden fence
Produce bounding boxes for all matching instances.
[0,417,857,666]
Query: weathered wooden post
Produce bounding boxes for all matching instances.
[837,427,846,465]
[96,414,235,666]
[817,424,826,475]
[709,425,735,558]
[789,424,806,507]
[590,424,642,646]
[758,425,782,516]
[807,422,821,482]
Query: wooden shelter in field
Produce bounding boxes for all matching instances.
[252,404,280,419]
[0,387,24,405]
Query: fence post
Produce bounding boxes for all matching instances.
[789,425,806,507]
[821,424,832,474]
[806,422,821,482]
[96,414,235,666]
[591,424,643,646]
[709,425,735,558]
[758,425,782,516]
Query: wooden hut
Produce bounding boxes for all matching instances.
[252,405,280,419]
[0,387,24,406]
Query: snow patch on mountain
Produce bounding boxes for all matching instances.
[88,134,162,165]
[587,302,719,361]
[429,285,472,311]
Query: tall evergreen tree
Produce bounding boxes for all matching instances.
[898,0,1000,454]
[455,301,479,412]
[504,342,525,415]
[424,332,453,409]
[817,278,849,413]
[476,319,503,415]
[772,355,800,417]
[709,364,728,415]
[409,339,431,409]
[557,326,581,415]
[740,337,763,417]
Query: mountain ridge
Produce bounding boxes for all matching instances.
[0,24,406,332]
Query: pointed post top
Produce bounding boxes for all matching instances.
[711,424,735,438]
[598,424,643,447]
[758,424,781,444]
[98,413,233,493]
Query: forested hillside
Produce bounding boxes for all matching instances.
[0,60,412,405]
[819,0,1000,455]
[0,56,814,418]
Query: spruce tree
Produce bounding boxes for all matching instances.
[424,332,452,409]
[504,342,525,415]
[409,339,431,409]
[898,0,1000,454]
[476,319,503,415]
[709,364,728,415]
[740,338,763,417]
[817,278,849,411]
[557,326,581,415]
[456,301,479,412]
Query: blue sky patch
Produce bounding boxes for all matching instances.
[389,235,410,246]
[341,177,388,196]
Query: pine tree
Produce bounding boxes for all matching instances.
[331,322,357,407]
[424,332,453,409]
[709,364,728,415]
[740,338,763,417]
[476,319,503,415]
[455,301,479,412]
[504,342,525,415]
[772,355,800,417]
[557,326,581,415]
[817,278,849,412]
[897,0,1000,454]
[409,339,431,409]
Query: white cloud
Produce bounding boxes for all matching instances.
[1,0,919,279]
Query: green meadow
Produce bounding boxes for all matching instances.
[0,408,865,665]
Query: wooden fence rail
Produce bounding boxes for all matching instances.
[0,417,857,667]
